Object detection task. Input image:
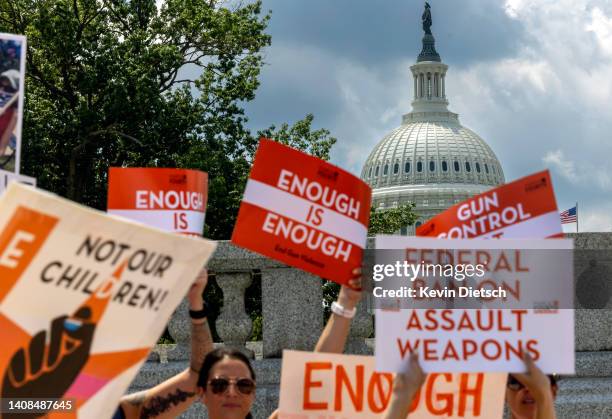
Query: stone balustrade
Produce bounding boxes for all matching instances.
[131,233,612,418]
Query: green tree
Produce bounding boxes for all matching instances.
[0,0,335,239]
[181,113,336,238]
[256,113,335,161]
[368,203,419,235]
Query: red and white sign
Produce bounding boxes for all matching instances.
[278,350,507,419]
[0,183,216,418]
[107,168,208,236]
[416,170,562,239]
[232,139,371,286]
[378,167,575,375]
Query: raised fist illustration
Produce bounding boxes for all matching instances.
[2,307,96,418]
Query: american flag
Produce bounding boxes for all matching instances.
[560,206,577,224]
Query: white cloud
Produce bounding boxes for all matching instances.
[247,41,414,175]
[543,149,612,192]
[543,150,578,181]
[586,7,612,57]
[503,0,527,19]
[579,206,612,232]
[247,1,612,231]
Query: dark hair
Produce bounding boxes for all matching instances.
[198,347,256,419]
[507,374,558,388]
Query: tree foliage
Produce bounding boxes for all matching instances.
[0,0,335,239]
[368,203,419,235]
[256,113,335,161]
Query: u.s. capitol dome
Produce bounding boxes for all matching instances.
[360,6,504,234]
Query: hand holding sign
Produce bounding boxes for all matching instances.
[512,353,556,404]
[339,266,363,307]
[505,354,558,419]
[187,269,208,310]
[384,353,427,419]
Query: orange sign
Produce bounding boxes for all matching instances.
[107,167,208,236]
[417,170,562,238]
[278,350,507,419]
[0,183,216,418]
[232,139,372,285]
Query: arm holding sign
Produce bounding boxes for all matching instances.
[118,269,214,419]
[315,268,363,353]
[384,353,426,419]
[268,270,363,419]
[506,354,558,419]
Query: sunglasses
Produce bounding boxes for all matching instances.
[208,377,256,395]
[507,374,557,391]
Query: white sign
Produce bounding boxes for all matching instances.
[0,183,216,418]
[278,350,507,419]
[374,237,575,374]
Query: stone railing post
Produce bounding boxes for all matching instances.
[216,272,254,357]
[167,297,190,361]
[262,268,323,358]
[346,301,373,355]
[571,234,612,351]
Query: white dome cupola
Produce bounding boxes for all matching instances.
[360,2,505,233]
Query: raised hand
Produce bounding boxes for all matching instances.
[384,353,427,419]
[393,352,426,398]
[338,267,363,310]
[187,269,208,310]
[512,353,554,402]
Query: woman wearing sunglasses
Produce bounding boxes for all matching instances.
[506,354,558,419]
[114,270,213,419]
[197,347,257,419]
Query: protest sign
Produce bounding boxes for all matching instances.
[0,183,216,418]
[374,237,575,374]
[107,167,208,236]
[278,350,507,419]
[232,139,371,286]
[0,33,26,174]
[0,168,35,195]
[403,169,573,373]
[416,170,562,238]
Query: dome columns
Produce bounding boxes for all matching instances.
[410,61,449,113]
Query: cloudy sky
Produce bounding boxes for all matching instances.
[241,0,612,232]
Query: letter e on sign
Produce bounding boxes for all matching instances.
[0,207,58,302]
[0,231,34,268]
